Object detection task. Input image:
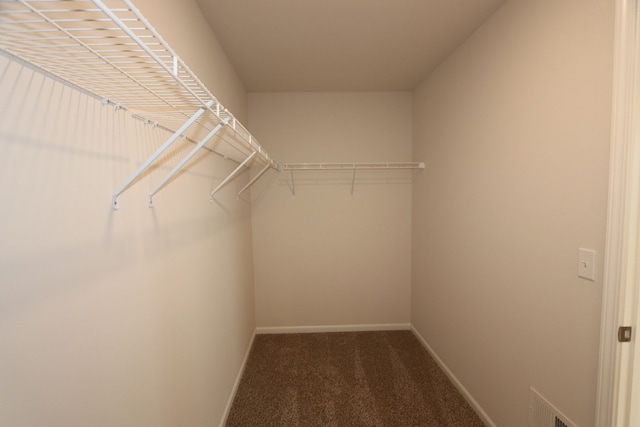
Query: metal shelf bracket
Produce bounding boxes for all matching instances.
[210,151,258,199]
[112,100,214,210]
[237,163,272,198]
[148,117,229,207]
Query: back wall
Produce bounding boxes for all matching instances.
[249,92,413,330]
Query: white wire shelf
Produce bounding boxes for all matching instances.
[282,162,425,196]
[282,162,426,171]
[0,0,279,208]
[0,0,425,205]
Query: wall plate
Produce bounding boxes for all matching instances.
[578,248,596,281]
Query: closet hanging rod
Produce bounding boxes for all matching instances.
[210,151,257,198]
[237,163,272,198]
[282,162,426,171]
[130,113,242,165]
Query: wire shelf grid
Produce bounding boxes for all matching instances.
[0,0,424,205]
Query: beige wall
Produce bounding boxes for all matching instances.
[249,92,413,329]
[0,0,618,425]
[0,1,254,426]
[411,1,614,426]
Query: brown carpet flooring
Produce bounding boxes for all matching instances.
[226,330,485,426]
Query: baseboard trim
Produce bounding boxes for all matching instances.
[256,323,411,334]
[219,329,256,427]
[410,325,497,427]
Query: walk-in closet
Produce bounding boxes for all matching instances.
[0,0,618,426]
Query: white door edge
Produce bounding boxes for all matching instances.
[596,0,640,426]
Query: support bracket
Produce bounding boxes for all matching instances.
[148,118,229,207]
[290,170,296,197]
[210,151,258,199]
[237,163,272,198]
[111,100,214,209]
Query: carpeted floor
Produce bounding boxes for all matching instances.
[226,330,485,426]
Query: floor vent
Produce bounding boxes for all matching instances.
[528,387,577,427]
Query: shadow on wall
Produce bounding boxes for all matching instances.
[0,55,250,318]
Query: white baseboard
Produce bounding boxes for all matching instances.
[410,325,496,427]
[218,329,256,427]
[256,323,411,334]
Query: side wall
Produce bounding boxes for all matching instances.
[411,1,614,426]
[249,92,413,330]
[0,1,254,426]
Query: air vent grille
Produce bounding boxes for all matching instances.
[528,387,577,427]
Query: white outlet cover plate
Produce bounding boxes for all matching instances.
[578,248,596,281]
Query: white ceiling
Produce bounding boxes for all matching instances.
[195,0,506,92]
